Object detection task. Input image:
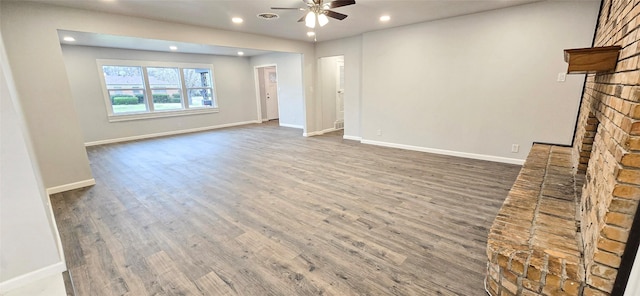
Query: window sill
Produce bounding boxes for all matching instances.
[108,107,219,122]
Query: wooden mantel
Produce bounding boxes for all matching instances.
[564,46,621,74]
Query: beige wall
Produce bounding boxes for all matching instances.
[1,3,92,188]
[359,1,599,163]
[0,33,63,290]
[62,45,258,143]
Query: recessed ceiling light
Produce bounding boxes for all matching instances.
[237,51,244,56]
[169,46,178,51]
[380,15,391,22]
[307,32,316,37]
[232,17,243,24]
[63,36,76,42]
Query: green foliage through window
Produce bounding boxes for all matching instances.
[112,96,140,105]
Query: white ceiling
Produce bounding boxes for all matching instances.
[57,30,274,57]
[17,0,541,42]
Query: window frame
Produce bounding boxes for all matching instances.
[97,59,218,122]
[183,67,218,109]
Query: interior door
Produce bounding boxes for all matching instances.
[336,60,344,123]
[264,67,279,120]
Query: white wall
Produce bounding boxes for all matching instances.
[358,1,599,162]
[250,52,305,129]
[0,33,64,292]
[315,36,362,139]
[62,45,258,143]
[0,1,315,189]
[625,247,640,296]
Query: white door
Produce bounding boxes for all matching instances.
[336,61,344,124]
[264,67,279,120]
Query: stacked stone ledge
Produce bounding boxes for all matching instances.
[486,144,585,295]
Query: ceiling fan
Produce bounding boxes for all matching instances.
[271,0,356,28]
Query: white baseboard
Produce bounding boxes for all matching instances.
[360,139,525,165]
[303,127,339,137]
[279,123,303,129]
[3,273,67,296]
[45,193,67,266]
[343,135,362,141]
[46,178,96,195]
[84,120,260,147]
[0,262,66,294]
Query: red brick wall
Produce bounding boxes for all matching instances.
[573,0,640,294]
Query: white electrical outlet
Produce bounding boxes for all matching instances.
[557,72,566,82]
[377,129,382,136]
[511,144,520,153]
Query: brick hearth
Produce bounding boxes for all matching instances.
[487,144,584,295]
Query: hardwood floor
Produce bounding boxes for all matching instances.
[51,122,521,296]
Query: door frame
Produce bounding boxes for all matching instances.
[336,59,344,126]
[253,64,278,123]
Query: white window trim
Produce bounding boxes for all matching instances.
[96,59,219,122]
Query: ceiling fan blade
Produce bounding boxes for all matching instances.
[271,7,305,10]
[297,15,306,22]
[328,0,355,9]
[325,10,348,20]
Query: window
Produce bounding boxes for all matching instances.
[102,66,147,114]
[147,67,182,111]
[98,60,217,122]
[183,68,215,108]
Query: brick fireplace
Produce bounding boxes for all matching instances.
[573,0,639,293]
[486,1,639,295]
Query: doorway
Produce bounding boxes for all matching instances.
[318,55,345,131]
[255,65,279,122]
[336,59,344,129]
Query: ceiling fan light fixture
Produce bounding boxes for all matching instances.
[318,13,329,27]
[305,11,316,28]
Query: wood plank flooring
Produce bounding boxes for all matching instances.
[51,121,521,296]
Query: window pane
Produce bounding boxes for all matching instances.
[187,89,214,108]
[109,90,146,114]
[147,67,181,88]
[183,68,212,88]
[102,66,144,89]
[152,89,183,111]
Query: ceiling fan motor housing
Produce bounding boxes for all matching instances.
[271,0,355,25]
